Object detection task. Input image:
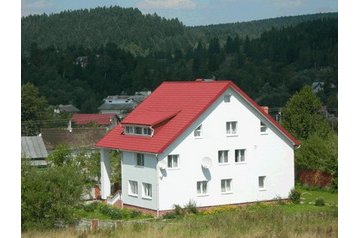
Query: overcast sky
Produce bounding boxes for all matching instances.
[21,0,338,26]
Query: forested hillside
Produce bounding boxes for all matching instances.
[22,6,337,56]
[21,7,337,113]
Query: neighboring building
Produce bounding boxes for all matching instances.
[98,92,151,119]
[41,128,107,153]
[71,113,120,130]
[54,104,80,114]
[21,136,48,167]
[312,81,325,93]
[96,80,300,215]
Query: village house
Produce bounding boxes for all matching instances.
[21,136,48,167]
[71,113,120,130]
[96,80,300,215]
[97,91,151,119]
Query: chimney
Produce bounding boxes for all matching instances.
[261,106,269,114]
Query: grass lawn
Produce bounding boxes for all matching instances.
[22,187,338,238]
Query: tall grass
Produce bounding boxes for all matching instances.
[22,205,337,238]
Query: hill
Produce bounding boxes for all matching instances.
[21,6,337,55]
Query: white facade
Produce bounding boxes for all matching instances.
[118,87,295,212]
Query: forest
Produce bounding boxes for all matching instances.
[21,7,338,113]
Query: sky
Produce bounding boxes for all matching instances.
[21,0,338,26]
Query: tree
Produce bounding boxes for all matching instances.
[281,85,331,140]
[21,83,49,135]
[21,161,85,230]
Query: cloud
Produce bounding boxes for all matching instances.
[136,0,197,10]
[21,0,55,16]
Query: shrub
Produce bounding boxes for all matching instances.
[174,204,185,216]
[130,210,142,218]
[315,197,325,206]
[83,202,100,212]
[162,212,177,219]
[289,189,301,204]
[185,200,198,214]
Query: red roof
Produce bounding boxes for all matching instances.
[96,81,299,153]
[72,113,118,126]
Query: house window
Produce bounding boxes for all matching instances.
[221,179,232,193]
[224,95,231,103]
[226,121,237,135]
[125,125,152,136]
[197,181,208,195]
[259,176,266,189]
[135,126,143,134]
[142,183,152,199]
[128,180,138,196]
[136,153,144,166]
[125,126,134,134]
[235,149,246,163]
[260,121,268,133]
[194,125,202,137]
[218,150,229,164]
[168,154,179,168]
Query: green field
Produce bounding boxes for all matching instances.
[22,187,338,238]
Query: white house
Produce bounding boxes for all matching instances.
[96,80,300,215]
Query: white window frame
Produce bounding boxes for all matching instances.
[128,180,138,197]
[167,154,179,169]
[226,121,238,135]
[136,153,144,167]
[218,150,229,164]
[221,179,232,193]
[224,94,231,103]
[260,121,268,134]
[194,124,202,138]
[235,149,246,163]
[124,125,153,136]
[258,176,266,190]
[142,183,152,199]
[197,181,208,196]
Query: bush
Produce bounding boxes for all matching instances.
[185,200,198,214]
[174,204,185,216]
[21,161,85,230]
[83,202,100,212]
[162,212,177,219]
[289,189,301,204]
[315,197,325,206]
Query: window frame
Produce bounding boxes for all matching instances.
[224,94,231,103]
[124,125,153,136]
[197,181,208,196]
[258,176,266,190]
[235,149,246,163]
[221,179,232,193]
[167,154,179,169]
[194,124,202,138]
[260,121,268,134]
[136,153,144,167]
[218,150,229,164]
[128,180,138,197]
[142,182,152,199]
[226,121,238,135]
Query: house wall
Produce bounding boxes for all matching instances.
[157,88,295,211]
[121,152,158,211]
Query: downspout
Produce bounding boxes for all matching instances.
[156,154,160,218]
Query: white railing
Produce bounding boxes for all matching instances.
[107,190,121,205]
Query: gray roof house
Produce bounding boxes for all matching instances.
[21,136,48,167]
[54,104,80,114]
[98,91,151,119]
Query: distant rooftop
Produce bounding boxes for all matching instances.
[21,136,48,159]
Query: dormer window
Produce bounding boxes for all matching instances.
[124,125,153,136]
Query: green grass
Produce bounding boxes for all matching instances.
[23,187,338,238]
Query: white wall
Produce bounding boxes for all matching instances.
[157,88,295,211]
[121,152,158,210]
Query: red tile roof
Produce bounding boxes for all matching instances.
[72,113,118,126]
[96,81,299,153]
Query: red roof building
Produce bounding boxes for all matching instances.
[72,113,119,127]
[96,80,299,153]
